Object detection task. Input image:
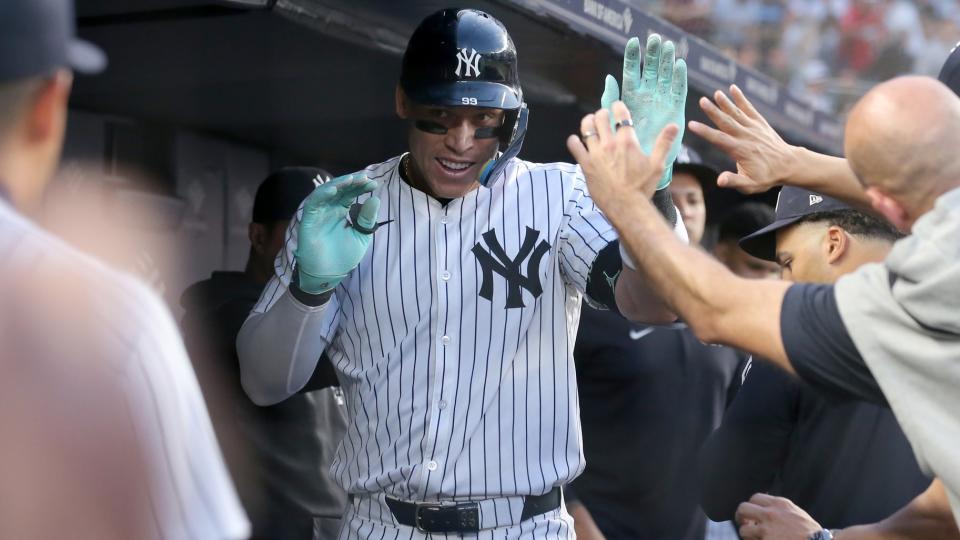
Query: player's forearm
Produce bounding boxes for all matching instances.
[615,266,676,324]
[236,288,333,406]
[610,194,736,332]
[784,147,873,213]
[607,193,794,372]
[835,480,960,540]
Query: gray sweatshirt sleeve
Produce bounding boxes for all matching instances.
[237,287,334,406]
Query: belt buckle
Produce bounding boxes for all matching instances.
[414,501,480,533]
[413,503,431,532]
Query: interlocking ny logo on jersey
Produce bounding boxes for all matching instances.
[472,227,551,309]
[455,47,482,77]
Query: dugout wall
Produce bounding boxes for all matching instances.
[63,0,839,313]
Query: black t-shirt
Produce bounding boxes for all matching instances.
[699,357,929,528]
[780,283,886,404]
[570,302,747,540]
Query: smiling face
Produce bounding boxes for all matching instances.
[396,88,504,199]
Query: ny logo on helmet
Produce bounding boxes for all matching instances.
[455,48,482,78]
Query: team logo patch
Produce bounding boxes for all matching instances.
[472,227,550,309]
[455,47,482,78]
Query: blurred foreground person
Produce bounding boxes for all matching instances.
[568,149,746,540]
[0,1,248,538]
[700,187,930,530]
[181,167,348,540]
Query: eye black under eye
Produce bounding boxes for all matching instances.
[414,120,448,135]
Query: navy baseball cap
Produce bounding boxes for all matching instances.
[673,146,719,188]
[252,167,328,224]
[0,0,106,83]
[738,186,851,261]
[938,41,960,96]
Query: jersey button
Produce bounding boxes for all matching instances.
[440,270,451,281]
[440,216,449,224]
[426,460,438,471]
[441,335,451,345]
[438,400,448,410]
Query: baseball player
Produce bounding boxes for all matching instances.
[0,1,249,538]
[237,8,687,539]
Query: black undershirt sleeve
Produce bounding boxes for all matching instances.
[651,188,678,228]
[584,190,678,312]
[699,358,800,521]
[584,241,622,313]
[780,283,887,405]
[299,352,339,393]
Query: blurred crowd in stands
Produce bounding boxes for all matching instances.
[649,0,960,114]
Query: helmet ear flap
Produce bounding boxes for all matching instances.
[479,105,529,188]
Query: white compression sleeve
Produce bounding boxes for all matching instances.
[236,289,333,406]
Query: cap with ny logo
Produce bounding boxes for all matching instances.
[738,186,851,261]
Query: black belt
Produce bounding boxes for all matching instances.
[384,487,561,533]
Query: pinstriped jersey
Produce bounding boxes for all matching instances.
[0,200,250,540]
[252,154,618,501]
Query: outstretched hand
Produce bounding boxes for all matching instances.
[295,173,380,294]
[601,34,687,190]
[687,85,797,194]
[567,101,680,219]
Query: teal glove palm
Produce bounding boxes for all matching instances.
[294,173,380,294]
[601,34,688,190]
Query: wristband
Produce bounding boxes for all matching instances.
[619,242,637,271]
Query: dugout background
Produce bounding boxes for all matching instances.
[58,0,841,316]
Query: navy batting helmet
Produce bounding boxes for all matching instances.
[400,8,529,188]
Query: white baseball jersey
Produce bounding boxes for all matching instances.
[240,154,619,503]
[0,199,250,540]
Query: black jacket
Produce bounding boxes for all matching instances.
[699,358,929,527]
[180,271,346,540]
[570,303,746,540]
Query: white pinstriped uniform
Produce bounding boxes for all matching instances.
[240,154,621,539]
[0,200,250,540]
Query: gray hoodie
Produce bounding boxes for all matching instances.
[835,186,960,524]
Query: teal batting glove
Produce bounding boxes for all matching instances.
[601,34,688,190]
[294,173,381,294]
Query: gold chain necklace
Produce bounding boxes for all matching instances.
[403,154,424,192]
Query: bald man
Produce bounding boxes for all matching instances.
[566,77,960,538]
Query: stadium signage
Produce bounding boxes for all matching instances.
[502,0,843,151]
[743,76,778,106]
[784,99,814,127]
[817,119,843,139]
[699,55,737,82]
[582,0,634,33]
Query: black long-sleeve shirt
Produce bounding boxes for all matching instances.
[572,303,746,540]
[699,355,929,528]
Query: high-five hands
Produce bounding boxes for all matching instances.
[687,85,797,194]
[566,102,680,217]
[295,173,380,294]
[601,34,687,190]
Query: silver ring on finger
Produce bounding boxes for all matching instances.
[582,130,598,140]
[615,119,635,130]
